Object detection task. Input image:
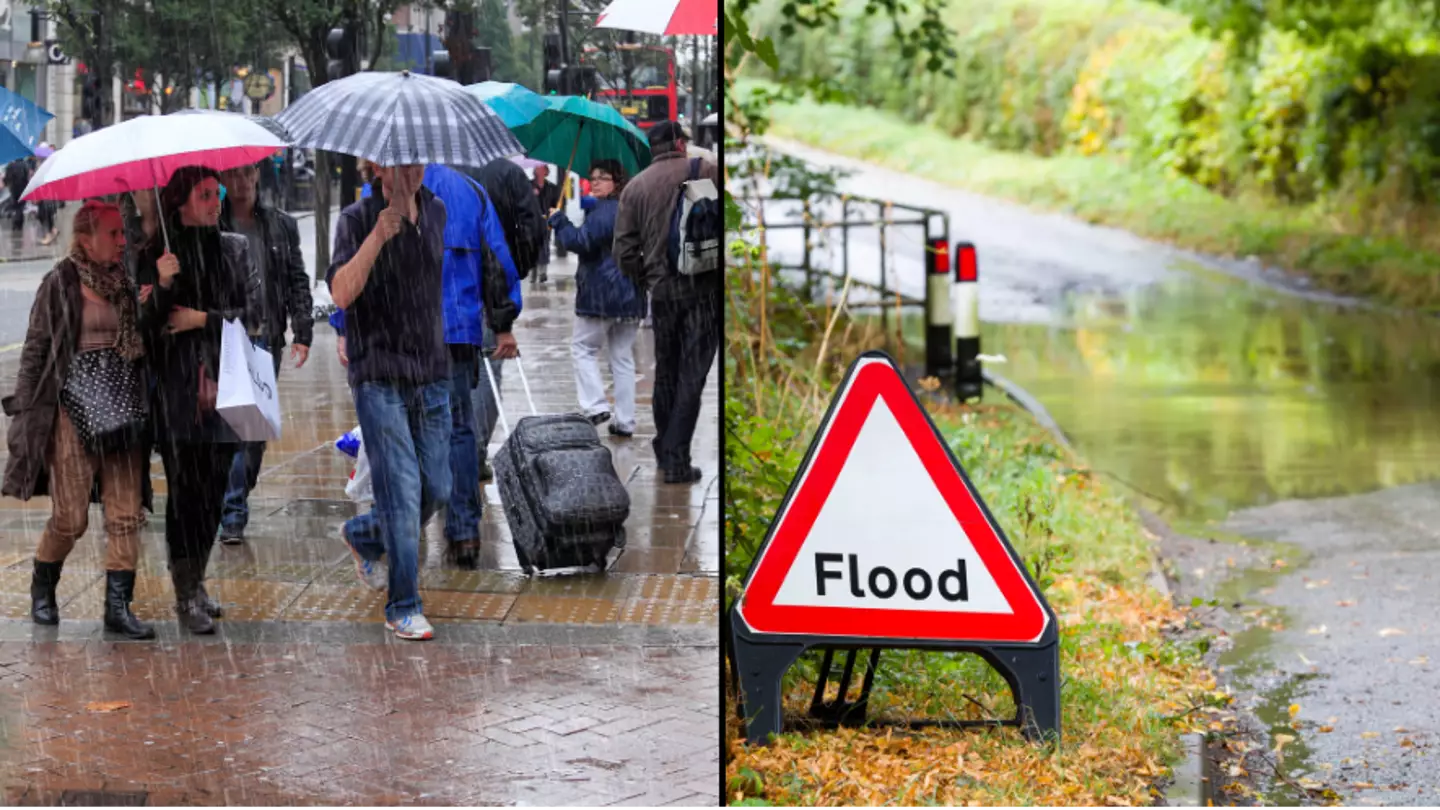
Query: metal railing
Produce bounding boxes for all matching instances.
[757,192,948,346]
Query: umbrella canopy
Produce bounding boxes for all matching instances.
[465,81,549,129]
[34,143,54,158]
[276,70,522,168]
[595,0,715,36]
[22,113,286,202]
[0,87,54,165]
[171,108,293,143]
[513,95,650,180]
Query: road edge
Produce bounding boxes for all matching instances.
[980,369,1211,808]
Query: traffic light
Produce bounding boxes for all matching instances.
[558,65,597,97]
[543,34,562,71]
[81,76,102,123]
[326,26,358,82]
[473,48,492,83]
[544,68,562,95]
[431,50,451,78]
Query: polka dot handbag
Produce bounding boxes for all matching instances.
[59,348,148,455]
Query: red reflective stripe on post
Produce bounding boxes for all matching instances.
[929,239,949,274]
[956,243,978,282]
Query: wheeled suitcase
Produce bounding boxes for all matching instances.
[485,358,629,573]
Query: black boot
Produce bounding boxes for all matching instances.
[170,559,215,634]
[30,559,62,625]
[103,571,155,640]
[196,582,224,618]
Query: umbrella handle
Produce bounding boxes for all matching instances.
[147,162,170,254]
[553,121,583,215]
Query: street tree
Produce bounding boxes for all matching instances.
[258,0,406,273]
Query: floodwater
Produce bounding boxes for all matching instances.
[983,269,1440,521]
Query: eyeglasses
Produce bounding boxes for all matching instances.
[589,175,614,183]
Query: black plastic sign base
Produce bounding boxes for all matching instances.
[728,606,1060,745]
[728,350,1062,747]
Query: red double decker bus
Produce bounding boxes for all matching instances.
[580,43,678,132]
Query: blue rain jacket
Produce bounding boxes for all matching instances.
[550,198,645,320]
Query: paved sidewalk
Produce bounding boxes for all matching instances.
[0,253,720,805]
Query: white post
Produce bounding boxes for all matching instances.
[111,66,122,124]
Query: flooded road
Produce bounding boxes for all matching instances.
[759,137,1440,803]
[989,272,1440,522]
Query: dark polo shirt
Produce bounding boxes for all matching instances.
[327,186,449,388]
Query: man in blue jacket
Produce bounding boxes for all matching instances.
[350,165,523,568]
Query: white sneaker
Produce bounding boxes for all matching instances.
[386,613,435,641]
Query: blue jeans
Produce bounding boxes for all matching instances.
[446,346,481,544]
[221,336,283,534]
[344,380,452,622]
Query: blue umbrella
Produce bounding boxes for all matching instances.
[464,81,549,129]
[0,87,53,165]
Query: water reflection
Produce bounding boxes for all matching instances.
[987,274,1440,520]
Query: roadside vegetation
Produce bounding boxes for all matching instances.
[737,0,1440,310]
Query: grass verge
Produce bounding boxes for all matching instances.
[725,257,1224,804]
[746,84,1440,311]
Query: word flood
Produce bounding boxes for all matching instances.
[814,553,968,602]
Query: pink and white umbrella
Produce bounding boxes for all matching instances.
[22,112,285,250]
[594,0,716,36]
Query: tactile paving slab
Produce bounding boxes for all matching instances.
[280,584,385,622]
[506,595,624,625]
[421,591,515,622]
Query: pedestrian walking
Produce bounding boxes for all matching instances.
[135,166,262,634]
[330,162,452,642]
[531,164,561,285]
[122,189,162,284]
[412,164,522,568]
[555,159,644,437]
[216,161,314,544]
[466,157,547,482]
[4,157,30,234]
[2,200,155,639]
[614,121,721,485]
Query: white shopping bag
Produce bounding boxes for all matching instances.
[216,319,282,441]
[345,442,374,504]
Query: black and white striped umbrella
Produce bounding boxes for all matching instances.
[275,70,522,168]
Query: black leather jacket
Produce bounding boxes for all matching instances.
[220,200,314,348]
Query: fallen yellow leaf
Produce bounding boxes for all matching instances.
[85,700,130,713]
[1351,781,1375,789]
[1394,726,1409,733]
[1336,600,1356,607]
[1379,628,1407,637]
[1318,725,1334,733]
[1361,731,1380,739]
[1307,625,1328,635]
[1288,703,1301,719]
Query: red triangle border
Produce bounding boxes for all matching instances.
[738,357,1050,644]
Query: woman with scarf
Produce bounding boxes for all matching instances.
[134,166,261,634]
[2,200,155,639]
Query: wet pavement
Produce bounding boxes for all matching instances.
[759,137,1440,804]
[0,245,720,804]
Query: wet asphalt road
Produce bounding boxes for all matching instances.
[756,137,1440,803]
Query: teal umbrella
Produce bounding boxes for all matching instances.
[464,81,550,129]
[511,95,651,207]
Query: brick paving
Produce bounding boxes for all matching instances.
[0,253,721,805]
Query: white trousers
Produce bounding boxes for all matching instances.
[572,316,638,432]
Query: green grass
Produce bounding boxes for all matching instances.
[744,83,1440,311]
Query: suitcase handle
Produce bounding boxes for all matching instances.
[483,351,539,440]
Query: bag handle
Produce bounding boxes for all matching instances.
[481,350,538,441]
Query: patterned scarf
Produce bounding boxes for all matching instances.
[70,253,144,362]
